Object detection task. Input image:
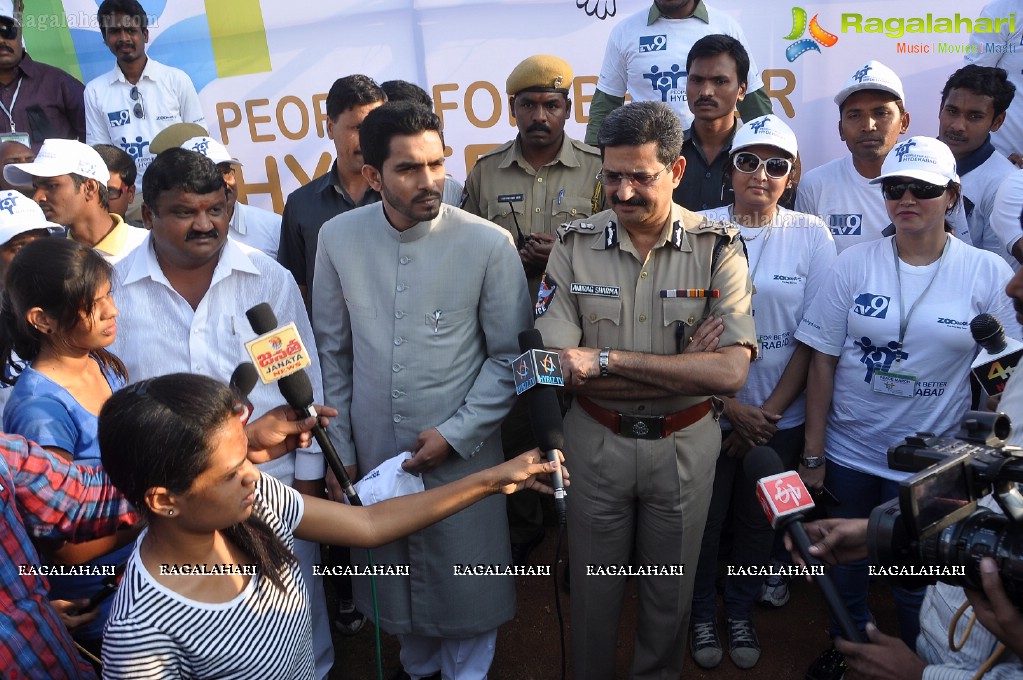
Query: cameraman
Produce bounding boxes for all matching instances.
[794,520,1022,679]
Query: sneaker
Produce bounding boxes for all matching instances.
[726,618,761,669]
[690,620,723,669]
[334,599,366,636]
[758,573,791,608]
[806,646,846,680]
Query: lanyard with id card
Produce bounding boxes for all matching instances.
[871,238,950,398]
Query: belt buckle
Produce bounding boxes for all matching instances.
[619,414,665,440]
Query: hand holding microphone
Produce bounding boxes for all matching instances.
[246,303,362,506]
[745,446,863,643]
[517,328,568,527]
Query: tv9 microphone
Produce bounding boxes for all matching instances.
[517,328,567,527]
[970,313,1023,395]
[245,303,362,506]
[744,446,863,643]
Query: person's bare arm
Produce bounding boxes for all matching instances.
[295,451,563,547]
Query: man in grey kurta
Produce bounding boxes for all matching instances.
[312,101,530,679]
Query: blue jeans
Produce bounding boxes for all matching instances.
[691,425,804,622]
[825,461,925,648]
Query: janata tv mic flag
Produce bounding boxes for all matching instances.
[245,322,312,384]
[755,470,817,529]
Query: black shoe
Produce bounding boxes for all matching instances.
[806,646,846,680]
[334,599,366,636]
[510,530,544,566]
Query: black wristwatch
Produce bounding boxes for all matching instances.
[800,455,825,469]
[598,347,611,377]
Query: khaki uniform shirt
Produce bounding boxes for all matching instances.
[534,203,756,415]
[462,134,604,244]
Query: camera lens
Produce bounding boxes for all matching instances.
[926,508,1023,607]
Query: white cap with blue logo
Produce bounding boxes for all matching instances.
[869,136,960,187]
[0,190,62,247]
[4,139,110,186]
[834,60,905,106]
[730,115,799,158]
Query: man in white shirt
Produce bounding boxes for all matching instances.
[584,0,771,144]
[938,65,1019,267]
[795,61,912,253]
[966,0,1023,164]
[4,138,145,263]
[108,148,334,679]
[181,135,281,259]
[83,0,205,219]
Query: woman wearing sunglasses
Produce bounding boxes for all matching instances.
[689,115,837,670]
[794,136,1018,669]
[0,237,134,663]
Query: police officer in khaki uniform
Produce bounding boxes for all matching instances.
[463,54,604,562]
[462,54,603,293]
[534,101,756,680]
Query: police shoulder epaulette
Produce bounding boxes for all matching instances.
[474,139,516,164]
[556,212,608,243]
[691,216,740,242]
[570,137,601,157]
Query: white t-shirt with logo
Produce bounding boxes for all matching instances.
[796,154,970,253]
[989,167,1023,264]
[795,235,1017,479]
[702,206,836,430]
[84,58,206,192]
[961,147,1016,266]
[595,5,764,129]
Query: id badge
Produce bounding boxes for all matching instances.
[0,132,29,146]
[872,370,916,398]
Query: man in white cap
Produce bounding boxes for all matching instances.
[796,61,913,253]
[181,135,281,259]
[0,189,62,408]
[0,2,85,151]
[4,138,146,263]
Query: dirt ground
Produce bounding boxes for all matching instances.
[328,528,900,680]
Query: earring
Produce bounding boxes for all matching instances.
[168,509,174,516]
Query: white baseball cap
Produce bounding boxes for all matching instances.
[730,115,798,158]
[834,60,905,106]
[345,451,425,506]
[0,190,63,246]
[869,136,960,187]
[4,139,110,187]
[180,136,242,167]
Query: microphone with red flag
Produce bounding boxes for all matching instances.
[745,446,863,643]
[245,303,362,506]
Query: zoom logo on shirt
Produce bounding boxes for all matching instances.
[937,317,969,330]
[828,214,862,236]
[639,35,667,52]
[853,293,891,319]
[773,275,801,284]
[107,110,130,127]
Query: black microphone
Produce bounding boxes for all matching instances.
[229,361,258,421]
[744,446,863,643]
[246,303,362,506]
[517,328,567,527]
[970,312,1023,395]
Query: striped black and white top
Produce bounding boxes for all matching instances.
[101,474,314,679]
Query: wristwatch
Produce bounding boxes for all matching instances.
[800,455,825,469]
[598,347,611,377]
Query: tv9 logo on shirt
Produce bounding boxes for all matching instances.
[107,110,131,128]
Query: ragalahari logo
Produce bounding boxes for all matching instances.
[784,7,839,62]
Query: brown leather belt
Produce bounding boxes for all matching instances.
[576,396,712,440]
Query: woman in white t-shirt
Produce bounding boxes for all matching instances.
[97,373,563,679]
[691,115,837,671]
[794,136,1017,673]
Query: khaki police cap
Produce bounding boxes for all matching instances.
[150,122,210,155]
[506,55,573,95]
